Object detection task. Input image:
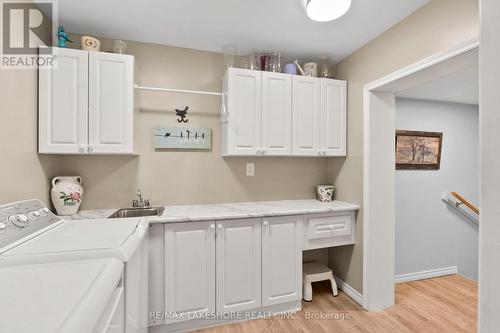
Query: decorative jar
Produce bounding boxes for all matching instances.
[51,176,83,216]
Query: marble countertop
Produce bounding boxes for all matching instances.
[65,199,360,223]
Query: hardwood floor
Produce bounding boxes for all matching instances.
[194,275,477,333]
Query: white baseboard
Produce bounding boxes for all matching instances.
[394,266,458,284]
[334,276,364,307]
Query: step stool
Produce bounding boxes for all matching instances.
[302,262,338,302]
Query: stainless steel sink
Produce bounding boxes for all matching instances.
[108,207,165,219]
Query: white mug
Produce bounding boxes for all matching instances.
[303,62,318,77]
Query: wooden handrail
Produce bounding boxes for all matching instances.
[451,192,479,215]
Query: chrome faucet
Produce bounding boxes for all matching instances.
[133,189,152,208]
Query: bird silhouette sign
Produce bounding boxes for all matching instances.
[154,127,212,150]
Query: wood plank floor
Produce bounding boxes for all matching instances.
[194,275,477,333]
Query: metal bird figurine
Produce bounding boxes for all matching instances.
[176,106,189,123]
[57,26,73,48]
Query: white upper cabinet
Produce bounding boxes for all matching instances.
[292,76,321,156]
[39,48,134,155]
[321,79,347,156]
[261,72,292,155]
[39,48,88,154]
[222,68,346,157]
[222,68,262,156]
[88,52,134,154]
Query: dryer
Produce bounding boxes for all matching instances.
[0,199,149,333]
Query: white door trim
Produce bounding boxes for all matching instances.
[362,37,479,311]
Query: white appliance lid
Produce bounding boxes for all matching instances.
[0,258,123,333]
[4,218,140,256]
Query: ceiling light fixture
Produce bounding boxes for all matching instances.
[306,0,352,22]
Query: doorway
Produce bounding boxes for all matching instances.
[362,39,479,311]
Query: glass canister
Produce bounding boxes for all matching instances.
[240,53,260,70]
[223,44,238,69]
[268,51,282,73]
[113,40,127,54]
[319,55,330,78]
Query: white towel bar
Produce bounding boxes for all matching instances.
[134,84,223,96]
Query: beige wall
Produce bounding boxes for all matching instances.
[0,3,63,205]
[0,69,64,205]
[0,34,328,209]
[328,0,479,292]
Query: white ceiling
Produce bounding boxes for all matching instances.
[396,52,479,105]
[55,0,429,63]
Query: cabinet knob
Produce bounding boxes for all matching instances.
[217,224,223,230]
[263,221,269,226]
[78,145,86,153]
[210,224,216,230]
[88,145,94,153]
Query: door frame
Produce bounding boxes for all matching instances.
[362,38,480,311]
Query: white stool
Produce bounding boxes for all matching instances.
[302,262,338,302]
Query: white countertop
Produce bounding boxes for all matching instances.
[67,199,360,223]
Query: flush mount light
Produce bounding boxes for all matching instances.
[306,0,352,22]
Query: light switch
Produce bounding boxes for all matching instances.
[246,163,255,176]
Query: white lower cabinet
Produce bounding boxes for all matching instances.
[216,218,262,312]
[164,222,216,323]
[162,216,308,328]
[262,216,302,306]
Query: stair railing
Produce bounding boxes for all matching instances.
[442,192,479,224]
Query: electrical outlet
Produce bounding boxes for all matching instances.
[246,163,255,176]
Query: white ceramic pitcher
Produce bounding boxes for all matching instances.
[51,176,84,216]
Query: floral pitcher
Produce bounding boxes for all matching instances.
[51,176,83,216]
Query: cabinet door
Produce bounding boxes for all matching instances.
[223,68,261,156]
[165,222,216,323]
[321,79,347,156]
[88,51,134,154]
[262,216,302,306]
[216,218,261,312]
[261,72,292,155]
[292,76,321,156]
[39,48,88,154]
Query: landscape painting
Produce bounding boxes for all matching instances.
[395,130,443,170]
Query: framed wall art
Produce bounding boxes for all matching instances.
[154,127,212,150]
[395,130,443,170]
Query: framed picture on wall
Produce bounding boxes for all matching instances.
[395,130,443,170]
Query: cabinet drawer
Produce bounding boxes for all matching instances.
[308,214,352,239]
[303,212,355,250]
